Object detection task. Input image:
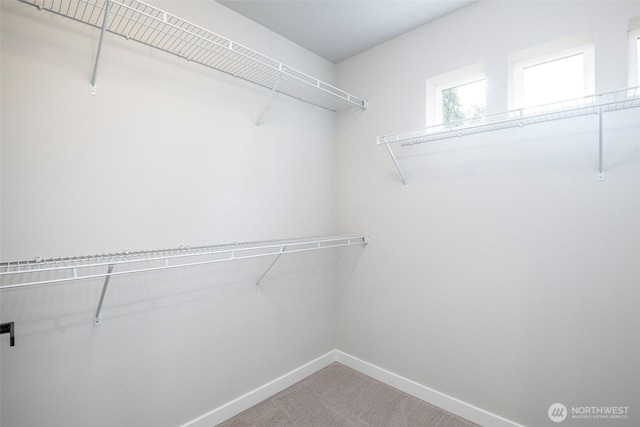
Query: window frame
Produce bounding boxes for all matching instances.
[511,43,595,109]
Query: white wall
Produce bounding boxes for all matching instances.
[4,1,640,426]
[336,1,640,427]
[0,0,343,425]
[1,0,338,260]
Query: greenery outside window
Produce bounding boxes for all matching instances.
[426,62,486,127]
[441,79,486,125]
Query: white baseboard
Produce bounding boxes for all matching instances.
[181,351,336,427]
[182,349,524,427]
[335,350,525,427]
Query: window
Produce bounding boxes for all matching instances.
[509,34,595,109]
[629,28,640,87]
[521,53,585,107]
[440,79,486,125]
[426,62,486,126]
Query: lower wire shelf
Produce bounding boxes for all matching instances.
[0,234,369,327]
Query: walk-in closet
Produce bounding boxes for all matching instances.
[1,1,639,426]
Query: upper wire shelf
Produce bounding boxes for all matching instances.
[378,86,640,147]
[17,0,368,112]
[0,235,368,290]
[377,86,640,186]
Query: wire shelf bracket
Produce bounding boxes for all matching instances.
[89,0,113,95]
[93,264,115,326]
[384,143,408,189]
[256,72,282,126]
[0,235,369,325]
[254,245,286,291]
[598,107,604,181]
[377,86,640,186]
[18,0,368,113]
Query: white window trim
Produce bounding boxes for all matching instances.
[511,43,595,109]
[628,28,640,87]
[426,62,485,126]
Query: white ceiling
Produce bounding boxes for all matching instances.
[216,0,476,64]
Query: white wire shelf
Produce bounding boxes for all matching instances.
[0,235,368,290]
[1,235,369,326]
[377,86,640,186]
[17,0,368,113]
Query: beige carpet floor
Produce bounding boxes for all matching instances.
[218,362,481,427]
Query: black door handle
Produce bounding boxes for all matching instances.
[0,322,15,346]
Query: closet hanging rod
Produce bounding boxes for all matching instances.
[17,0,368,112]
[0,235,369,290]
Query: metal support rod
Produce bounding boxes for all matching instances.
[598,107,604,181]
[385,143,408,188]
[0,322,15,347]
[256,74,282,126]
[94,264,115,326]
[255,246,286,290]
[89,0,113,95]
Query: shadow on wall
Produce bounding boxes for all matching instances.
[387,113,634,183]
[0,246,352,343]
